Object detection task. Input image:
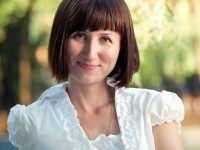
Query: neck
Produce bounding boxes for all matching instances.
[67,80,114,113]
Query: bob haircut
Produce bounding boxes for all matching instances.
[48,0,140,88]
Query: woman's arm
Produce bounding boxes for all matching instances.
[152,122,184,150]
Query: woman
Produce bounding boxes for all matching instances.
[7,0,184,149]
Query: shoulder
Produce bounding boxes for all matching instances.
[10,83,67,117]
[7,82,69,147]
[116,87,183,109]
[115,87,162,114]
[7,82,70,147]
[29,82,67,109]
[38,82,67,102]
[7,82,66,113]
[19,82,69,118]
[116,87,184,128]
[115,87,163,107]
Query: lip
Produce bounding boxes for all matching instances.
[77,62,99,70]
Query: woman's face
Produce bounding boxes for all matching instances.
[66,30,121,85]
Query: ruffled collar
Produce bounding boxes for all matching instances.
[53,82,139,150]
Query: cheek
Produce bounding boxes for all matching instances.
[67,39,82,54]
[67,44,81,62]
[67,44,76,57]
[101,48,120,65]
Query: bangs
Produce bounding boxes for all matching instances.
[69,0,125,35]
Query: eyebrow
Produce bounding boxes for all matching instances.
[81,30,119,37]
[99,33,111,36]
[99,32,119,36]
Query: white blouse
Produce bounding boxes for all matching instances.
[7,82,184,150]
[90,134,124,150]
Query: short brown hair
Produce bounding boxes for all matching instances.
[48,0,140,88]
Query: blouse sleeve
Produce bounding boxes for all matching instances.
[148,90,184,133]
[7,104,31,149]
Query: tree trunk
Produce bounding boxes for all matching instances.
[0,8,33,109]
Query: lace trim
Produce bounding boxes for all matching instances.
[58,87,91,150]
[115,88,139,150]
[151,117,182,133]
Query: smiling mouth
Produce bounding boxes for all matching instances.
[77,62,99,70]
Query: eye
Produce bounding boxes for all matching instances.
[73,32,87,41]
[101,36,112,43]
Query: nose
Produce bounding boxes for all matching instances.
[83,39,98,60]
